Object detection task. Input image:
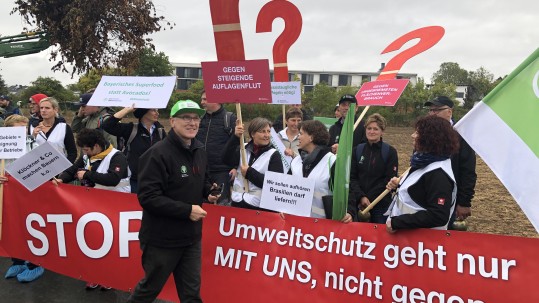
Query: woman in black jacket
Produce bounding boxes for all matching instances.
[350,113,398,223]
[101,105,165,193]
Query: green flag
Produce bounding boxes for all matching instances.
[331,103,355,220]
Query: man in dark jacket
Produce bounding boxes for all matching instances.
[0,95,21,120]
[128,100,219,303]
[101,105,166,193]
[195,90,237,205]
[328,94,367,153]
[424,96,477,229]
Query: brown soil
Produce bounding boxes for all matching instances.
[384,127,538,238]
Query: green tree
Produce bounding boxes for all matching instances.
[304,82,338,117]
[432,62,469,85]
[73,67,126,93]
[19,77,76,110]
[466,67,495,108]
[0,74,8,95]
[12,0,173,75]
[133,48,174,76]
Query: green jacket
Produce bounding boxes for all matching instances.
[72,107,117,147]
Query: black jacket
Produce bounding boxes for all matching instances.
[59,146,129,186]
[391,168,454,230]
[451,135,477,207]
[328,117,367,148]
[101,116,165,181]
[350,140,398,211]
[137,130,212,248]
[222,135,284,188]
[195,106,236,172]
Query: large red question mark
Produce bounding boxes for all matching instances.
[256,0,303,82]
[209,0,246,61]
[378,26,445,81]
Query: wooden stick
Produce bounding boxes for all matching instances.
[282,104,286,131]
[360,167,411,215]
[235,103,250,191]
[0,159,5,240]
[353,105,370,131]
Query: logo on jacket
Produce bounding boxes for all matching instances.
[358,155,365,165]
[181,165,188,177]
[437,198,445,206]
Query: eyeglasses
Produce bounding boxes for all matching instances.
[427,107,450,113]
[175,115,201,123]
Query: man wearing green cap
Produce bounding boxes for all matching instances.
[128,100,220,303]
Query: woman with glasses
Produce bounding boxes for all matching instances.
[385,115,459,232]
[222,117,284,210]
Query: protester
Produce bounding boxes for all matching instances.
[424,96,477,229]
[55,128,129,290]
[272,103,312,133]
[72,93,117,147]
[1,115,46,283]
[128,100,219,303]
[334,103,341,119]
[223,117,284,211]
[28,93,48,132]
[101,105,165,193]
[328,94,367,153]
[32,97,77,163]
[195,90,237,205]
[350,113,398,223]
[289,120,353,222]
[0,95,21,120]
[277,107,303,158]
[385,115,459,232]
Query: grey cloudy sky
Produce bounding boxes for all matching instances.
[1,0,538,87]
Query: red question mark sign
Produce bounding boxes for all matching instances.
[209,0,246,61]
[378,26,445,81]
[256,0,303,82]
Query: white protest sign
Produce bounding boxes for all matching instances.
[271,82,301,104]
[269,128,292,172]
[6,141,72,191]
[260,171,315,217]
[0,126,26,159]
[88,75,176,108]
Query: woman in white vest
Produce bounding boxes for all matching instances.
[290,120,353,222]
[222,117,283,210]
[32,97,77,163]
[56,128,130,193]
[385,116,460,232]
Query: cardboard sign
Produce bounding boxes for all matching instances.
[269,128,293,172]
[0,126,26,159]
[271,82,301,104]
[260,171,314,217]
[88,76,176,108]
[202,60,272,104]
[5,141,72,191]
[355,79,409,106]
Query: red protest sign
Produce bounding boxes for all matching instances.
[202,60,272,104]
[355,79,409,106]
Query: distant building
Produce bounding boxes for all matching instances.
[171,62,418,91]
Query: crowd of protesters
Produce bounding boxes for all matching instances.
[0,89,476,302]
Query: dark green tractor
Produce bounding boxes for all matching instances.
[0,31,49,58]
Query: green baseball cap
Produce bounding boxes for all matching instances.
[170,100,205,118]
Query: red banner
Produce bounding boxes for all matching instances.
[2,180,539,302]
[356,79,409,106]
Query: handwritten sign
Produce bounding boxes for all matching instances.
[88,76,176,108]
[260,171,314,217]
[5,142,72,191]
[271,82,301,104]
[202,60,272,104]
[0,126,26,159]
[355,79,409,106]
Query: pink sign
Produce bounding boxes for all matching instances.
[202,60,272,104]
[355,79,409,106]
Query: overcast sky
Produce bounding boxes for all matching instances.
[1,0,538,88]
